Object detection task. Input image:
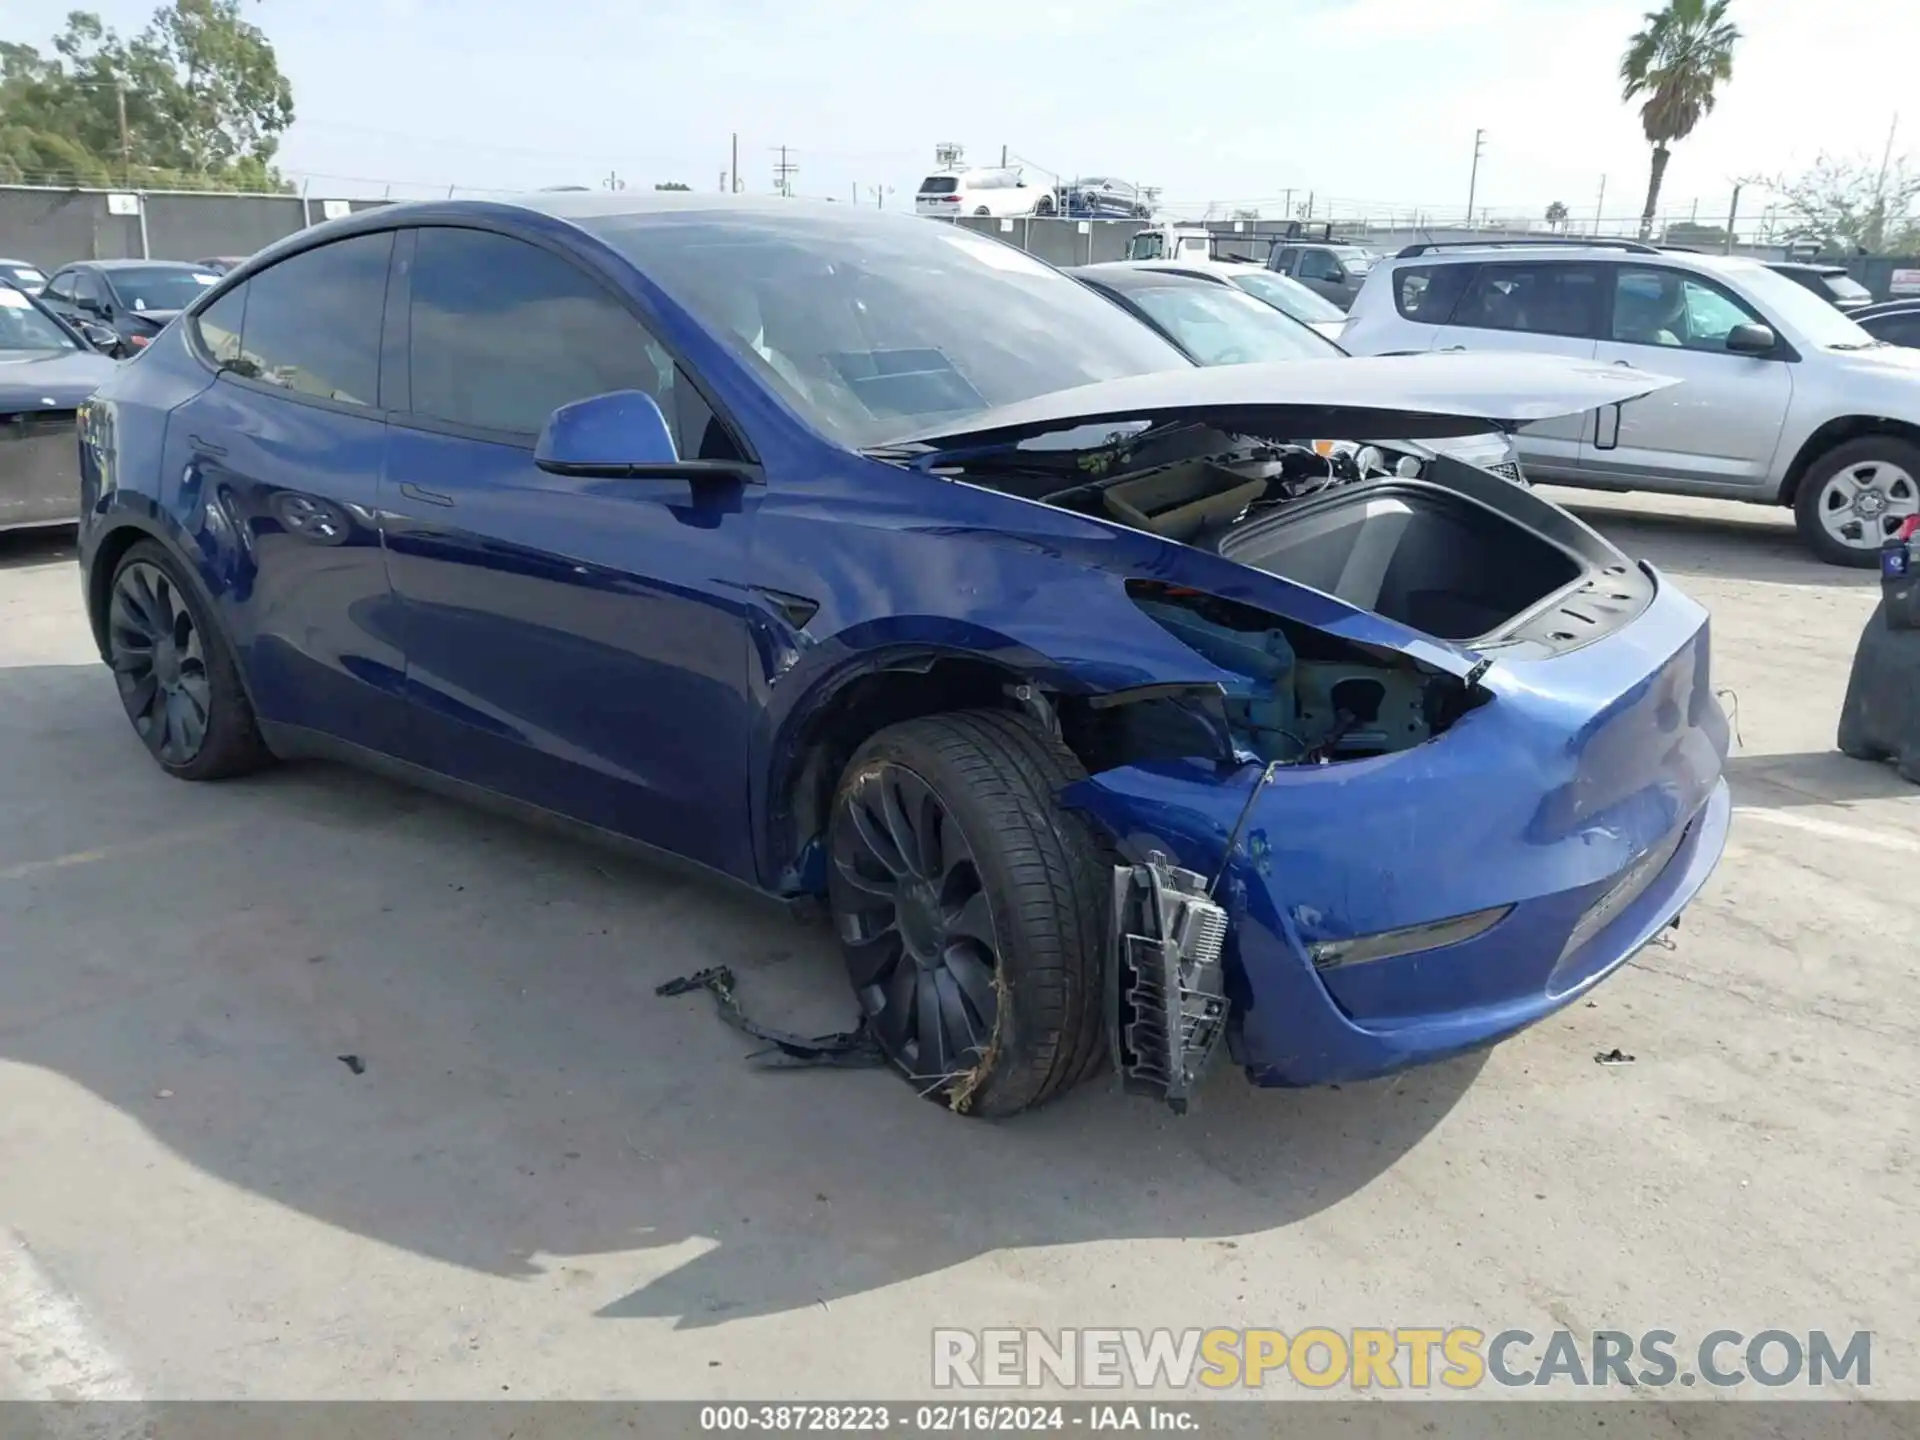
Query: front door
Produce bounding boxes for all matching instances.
[1426,260,1603,480]
[1585,265,1792,495]
[378,224,760,879]
[155,231,410,752]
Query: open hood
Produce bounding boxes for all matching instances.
[872,352,1679,454]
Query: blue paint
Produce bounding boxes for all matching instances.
[76,196,1731,1089]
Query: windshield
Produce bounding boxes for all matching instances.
[1736,264,1878,348]
[1121,281,1343,365]
[2,263,48,292]
[0,285,79,351]
[1229,270,1348,325]
[107,265,220,313]
[584,209,1189,446]
[1335,248,1377,274]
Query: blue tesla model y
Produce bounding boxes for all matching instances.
[75,195,1730,1115]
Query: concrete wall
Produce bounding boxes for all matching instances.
[0,185,389,267]
[8,185,1917,302]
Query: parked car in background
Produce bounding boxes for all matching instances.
[39,260,222,354]
[1269,243,1380,310]
[1070,262,1524,480]
[1125,225,1216,262]
[1,282,121,530]
[1111,257,1351,338]
[1,258,49,295]
[1342,238,1920,566]
[914,168,1054,217]
[1852,299,1920,349]
[195,255,251,275]
[76,193,1724,1118]
[1059,177,1150,219]
[1766,261,1873,313]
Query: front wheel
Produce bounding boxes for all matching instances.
[1793,437,1920,567]
[826,710,1109,1116]
[972,206,991,217]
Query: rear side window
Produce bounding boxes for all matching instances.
[230,232,392,406]
[1822,273,1871,302]
[1452,262,1602,338]
[919,176,958,194]
[1394,264,1475,323]
[44,271,76,302]
[406,226,675,438]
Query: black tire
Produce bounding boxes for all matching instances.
[827,709,1109,1117]
[1033,196,1055,217]
[105,539,271,780]
[973,206,991,217]
[1793,436,1920,568]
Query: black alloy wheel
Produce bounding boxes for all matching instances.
[109,559,213,767]
[831,761,1002,1087]
[104,540,270,780]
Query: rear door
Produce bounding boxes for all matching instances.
[155,231,408,751]
[1426,260,1604,478]
[378,224,761,877]
[1586,264,1791,495]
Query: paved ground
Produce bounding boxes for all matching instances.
[0,491,1913,1405]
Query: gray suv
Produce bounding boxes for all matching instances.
[1268,244,1379,310]
[1341,240,1920,566]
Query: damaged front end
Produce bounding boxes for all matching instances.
[1108,854,1232,1112]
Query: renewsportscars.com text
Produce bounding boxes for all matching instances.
[931,1327,1872,1391]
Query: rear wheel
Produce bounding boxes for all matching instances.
[973,206,991,217]
[1793,437,1920,568]
[106,540,270,780]
[826,710,1108,1116]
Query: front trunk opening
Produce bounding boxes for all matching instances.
[1217,483,1582,642]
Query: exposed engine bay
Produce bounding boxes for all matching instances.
[925,418,1644,768]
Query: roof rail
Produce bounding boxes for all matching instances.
[1394,237,1662,259]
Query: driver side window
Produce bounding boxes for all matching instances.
[44,271,76,302]
[1299,251,1342,282]
[74,273,107,311]
[1611,267,1763,353]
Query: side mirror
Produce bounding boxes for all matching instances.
[76,320,124,355]
[534,390,678,476]
[1725,322,1776,356]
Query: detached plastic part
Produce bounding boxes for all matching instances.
[1108,855,1231,1113]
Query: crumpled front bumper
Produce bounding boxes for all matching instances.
[1062,568,1731,1088]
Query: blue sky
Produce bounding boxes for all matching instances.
[11,0,1917,226]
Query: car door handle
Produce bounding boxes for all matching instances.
[1440,345,1467,352]
[188,434,227,457]
[1613,360,1634,368]
[399,481,454,507]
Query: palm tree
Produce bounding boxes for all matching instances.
[1545,200,1569,231]
[1619,0,1740,239]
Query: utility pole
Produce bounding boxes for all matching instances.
[730,132,738,194]
[1001,144,1008,168]
[771,146,798,198]
[1466,128,1486,230]
[1870,113,1901,251]
[1594,175,1606,235]
[1724,183,1741,255]
[867,184,892,210]
[717,170,727,193]
[116,82,131,183]
[602,170,624,191]
[851,182,858,204]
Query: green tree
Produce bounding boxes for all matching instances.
[1619,0,1740,239]
[1545,199,1569,230]
[0,2,293,190]
[1755,152,1920,254]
